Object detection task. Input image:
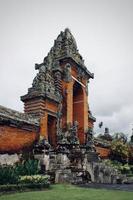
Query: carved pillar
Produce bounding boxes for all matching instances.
[40,112,48,140]
[54,72,62,93]
[53,62,62,94]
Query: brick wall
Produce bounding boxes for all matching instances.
[0,125,38,153]
[95,146,111,159]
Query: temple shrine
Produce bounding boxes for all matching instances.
[21,28,96,147]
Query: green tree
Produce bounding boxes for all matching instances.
[113,132,127,144]
[111,135,129,163]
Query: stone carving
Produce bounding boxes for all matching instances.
[68,121,79,144]
[52,60,60,71]
[105,127,109,134]
[77,67,86,80]
[22,62,62,103]
[56,102,64,144]
[63,63,72,82]
[40,28,94,82]
[93,162,119,184]
[45,28,83,65]
[86,128,95,152]
[32,65,55,92]
[52,60,62,94]
[21,28,93,105]
[34,137,51,155]
[32,72,46,92]
[57,122,79,145]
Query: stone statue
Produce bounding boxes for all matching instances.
[86,128,95,152]
[71,121,79,144]
[66,121,79,145]
[63,63,72,82]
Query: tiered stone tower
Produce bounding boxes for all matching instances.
[21,28,95,147]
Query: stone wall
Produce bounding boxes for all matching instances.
[36,147,119,184]
[0,153,20,165]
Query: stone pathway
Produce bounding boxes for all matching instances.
[78,183,133,192]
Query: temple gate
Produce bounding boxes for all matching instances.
[21,28,95,146]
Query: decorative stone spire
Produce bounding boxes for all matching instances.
[35,28,93,79]
[40,28,85,69]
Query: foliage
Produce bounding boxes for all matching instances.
[111,139,129,163]
[0,166,19,185]
[128,146,133,164]
[112,132,127,144]
[0,184,133,200]
[0,159,39,185]
[0,164,49,190]
[20,175,50,185]
[103,159,133,175]
[15,159,39,176]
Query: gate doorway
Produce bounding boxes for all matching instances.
[47,115,57,147]
[73,81,84,143]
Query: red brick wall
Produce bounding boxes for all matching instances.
[0,125,38,153]
[95,146,111,158]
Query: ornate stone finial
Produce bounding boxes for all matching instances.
[64,28,78,49]
[105,127,109,134]
[42,28,85,69]
[64,27,71,33]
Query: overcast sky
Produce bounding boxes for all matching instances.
[0,0,133,137]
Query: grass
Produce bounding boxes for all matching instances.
[0,184,132,200]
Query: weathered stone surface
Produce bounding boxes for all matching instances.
[0,105,39,131]
[0,153,20,165]
[42,28,94,79]
[21,66,62,104]
[55,169,72,183]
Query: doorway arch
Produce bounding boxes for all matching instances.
[47,115,57,147]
